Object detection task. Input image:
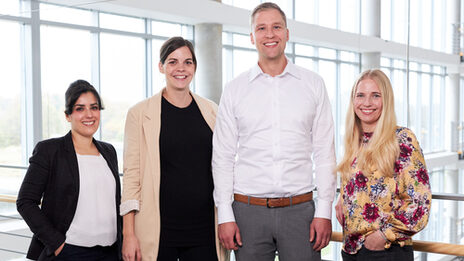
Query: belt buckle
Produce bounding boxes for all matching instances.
[266,198,282,208]
[266,198,275,208]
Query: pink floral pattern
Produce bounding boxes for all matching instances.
[345,181,355,196]
[355,171,368,188]
[416,168,429,185]
[341,127,432,254]
[362,203,380,222]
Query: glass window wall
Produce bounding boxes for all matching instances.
[382,0,447,52]
[1,0,194,182]
[382,58,446,153]
[100,33,145,166]
[40,3,94,26]
[0,20,24,167]
[40,25,92,140]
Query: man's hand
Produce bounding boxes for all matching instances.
[309,217,332,251]
[364,230,387,251]
[218,222,242,250]
[122,234,142,261]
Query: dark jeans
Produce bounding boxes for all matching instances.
[157,245,218,261]
[53,243,118,261]
[342,244,413,261]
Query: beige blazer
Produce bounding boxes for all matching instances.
[121,89,229,261]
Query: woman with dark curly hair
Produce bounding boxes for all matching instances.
[17,80,121,261]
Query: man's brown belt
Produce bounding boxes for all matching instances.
[234,192,313,208]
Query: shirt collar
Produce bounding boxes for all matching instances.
[248,57,301,82]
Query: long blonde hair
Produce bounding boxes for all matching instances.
[336,69,399,179]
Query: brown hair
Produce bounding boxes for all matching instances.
[65,80,104,115]
[159,36,197,70]
[251,2,287,27]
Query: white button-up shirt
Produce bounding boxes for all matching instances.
[212,60,336,224]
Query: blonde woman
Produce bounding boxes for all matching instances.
[335,69,431,260]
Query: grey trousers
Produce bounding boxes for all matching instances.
[232,200,320,261]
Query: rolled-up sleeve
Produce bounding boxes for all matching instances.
[120,107,142,216]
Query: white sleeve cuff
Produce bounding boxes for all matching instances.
[120,199,139,216]
[217,204,236,224]
[314,198,333,220]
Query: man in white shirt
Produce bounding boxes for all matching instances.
[212,2,336,261]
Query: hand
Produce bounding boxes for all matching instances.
[335,196,344,226]
[54,242,65,256]
[218,222,242,250]
[122,234,142,261]
[364,231,387,251]
[309,217,332,251]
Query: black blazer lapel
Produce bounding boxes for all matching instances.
[63,131,80,196]
[94,140,118,178]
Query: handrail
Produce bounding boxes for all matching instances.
[0,195,16,203]
[331,232,464,256]
[0,164,27,170]
[430,192,464,201]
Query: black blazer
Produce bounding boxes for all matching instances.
[16,131,122,260]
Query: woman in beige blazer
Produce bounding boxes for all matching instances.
[120,37,228,261]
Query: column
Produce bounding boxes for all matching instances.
[360,0,381,71]
[446,74,460,152]
[22,0,42,161]
[194,23,223,104]
[444,168,460,244]
[445,0,461,156]
[444,0,461,245]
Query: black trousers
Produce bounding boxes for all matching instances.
[157,245,218,261]
[53,243,118,261]
[342,244,413,261]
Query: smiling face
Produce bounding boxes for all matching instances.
[66,92,100,139]
[159,46,195,91]
[354,78,383,132]
[250,8,289,63]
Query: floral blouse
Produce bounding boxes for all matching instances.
[341,127,432,254]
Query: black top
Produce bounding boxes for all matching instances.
[16,131,122,261]
[159,96,215,247]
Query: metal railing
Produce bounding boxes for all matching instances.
[331,232,464,256]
